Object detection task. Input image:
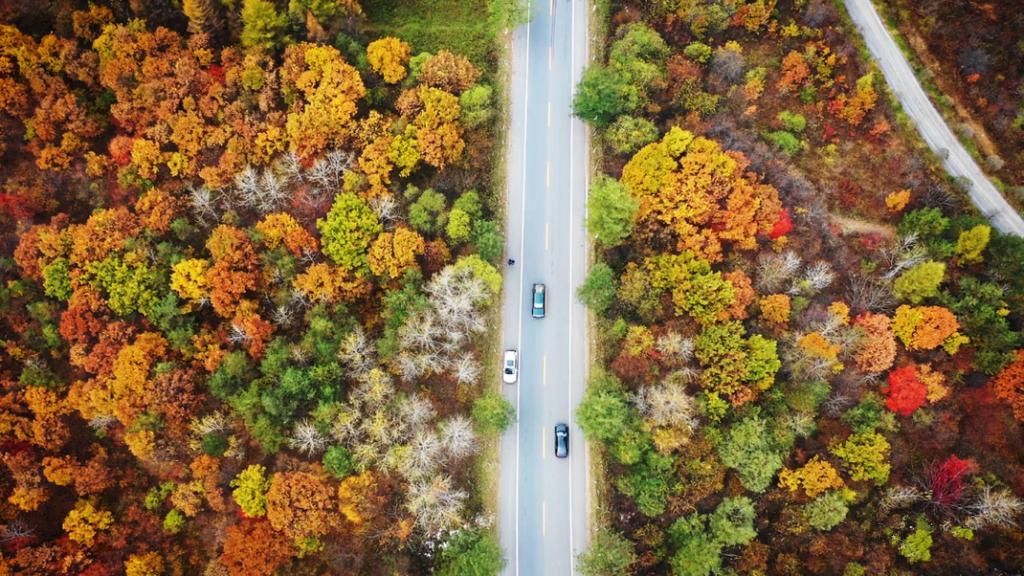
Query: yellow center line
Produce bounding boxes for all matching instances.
[545,223,550,250]
[547,102,552,128]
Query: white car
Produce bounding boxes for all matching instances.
[502,350,518,384]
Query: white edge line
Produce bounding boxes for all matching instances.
[568,0,576,573]
[514,8,531,576]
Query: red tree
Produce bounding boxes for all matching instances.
[929,455,976,507]
[882,364,927,416]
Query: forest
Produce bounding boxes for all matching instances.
[877,0,1024,202]
[0,0,516,574]
[573,0,1024,574]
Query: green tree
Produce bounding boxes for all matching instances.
[830,431,891,485]
[803,490,849,531]
[408,188,448,234]
[941,277,1021,374]
[605,115,659,154]
[317,192,382,276]
[322,445,354,478]
[615,450,674,517]
[716,416,784,492]
[899,517,933,564]
[460,84,494,128]
[683,42,713,64]
[452,190,483,221]
[573,65,643,128]
[577,372,631,443]
[893,261,945,304]
[452,254,503,298]
[472,389,515,435]
[446,208,472,244]
[436,528,506,576]
[577,262,618,315]
[241,0,287,51]
[230,464,271,517]
[471,220,503,263]
[586,176,637,246]
[42,258,72,301]
[577,528,637,576]
[708,496,757,546]
[898,207,950,241]
[162,508,186,534]
[955,224,990,265]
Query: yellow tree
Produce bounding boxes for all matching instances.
[621,127,782,262]
[266,470,337,540]
[409,87,465,170]
[368,227,426,279]
[367,37,411,84]
[281,43,366,159]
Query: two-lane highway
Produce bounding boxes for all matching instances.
[498,0,590,574]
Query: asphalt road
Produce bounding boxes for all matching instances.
[497,0,590,574]
[843,0,1024,236]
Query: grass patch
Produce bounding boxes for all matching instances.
[364,0,497,71]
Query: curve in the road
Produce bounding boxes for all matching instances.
[843,0,1024,236]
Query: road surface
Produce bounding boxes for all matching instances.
[498,0,590,574]
[843,0,1024,236]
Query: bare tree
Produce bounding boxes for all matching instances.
[880,233,927,280]
[655,332,694,366]
[338,327,376,377]
[966,486,1024,530]
[440,416,477,460]
[450,353,481,386]
[634,381,698,433]
[404,430,442,479]
[0,521,34,544]
[757,251,802,293]
[288,420,329,456]
[880,485,929,513]
[189,186,219,224]
[397,394,436,437]
[406,474,468,536]
[370,194,402,228]
[847,275,896,313]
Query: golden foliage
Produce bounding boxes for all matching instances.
[621,127,781,262]
[367,37,411,84]
[368,227,425,279]
[759,294,791,325]
[63,499,114,545]
[778,456,845,498]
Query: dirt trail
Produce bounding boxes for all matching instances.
[831,214,896,238]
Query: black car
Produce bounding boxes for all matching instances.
[554,423,569,458]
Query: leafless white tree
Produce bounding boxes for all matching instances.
[288,420,329,456]
[634,381,698,433]
[440,416,477,460]
[880,233,928,280]
[0,521,34,543]
[407,474,468,536]
[189,186,219,224]
[228,324,250,345]
[338,327,376,377]
[370,194,402,228]
[965,486,1024,530]
[880,485,928,513]
[847,275,896,313]
[450,353,481,386]
[756,251,802,293]
[655,332,694,365]
[88,414,118,432]
[405,430,443,479]
[397,394,436,437]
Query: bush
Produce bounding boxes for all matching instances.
[322,445,354,479]
[577,528,636,576]
[605,115,659,155]
[684,42,713,64]
[777,111,807,133]
[803,490,849,530]
[472,390,515,435]
[765,130,804,156]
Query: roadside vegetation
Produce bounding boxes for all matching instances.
[875,0,1024,202]
[0,1,512,574]
[573,1,1024,574]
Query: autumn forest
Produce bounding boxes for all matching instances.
[3,0,1024,575]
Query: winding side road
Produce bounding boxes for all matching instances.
[843,0,1024,236]
[498,0,591,574]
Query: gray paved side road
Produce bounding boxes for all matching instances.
[497,0,591,574]
[843,0,1024,235]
